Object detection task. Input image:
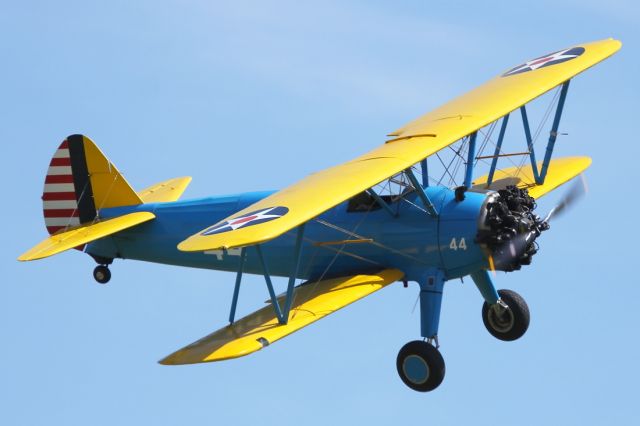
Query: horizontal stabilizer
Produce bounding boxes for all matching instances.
[137,177,192,203]
[159,269,404,365]
[472,156,591,198]
[18,211,155,261]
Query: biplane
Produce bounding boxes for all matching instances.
[19,38,621,392]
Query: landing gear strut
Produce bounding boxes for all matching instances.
[397,270,446,392]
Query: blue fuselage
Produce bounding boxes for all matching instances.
[87,186,490,283]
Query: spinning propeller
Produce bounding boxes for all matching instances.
[480,175,588,272]
[543,174,588,223]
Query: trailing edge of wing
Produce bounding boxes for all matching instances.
[18,212,155,261]
[472,156,591,199]
[159,269,403,365]
[178,38,620,252]
[137,176,192,203]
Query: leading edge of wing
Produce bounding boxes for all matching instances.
[178,38,620,252]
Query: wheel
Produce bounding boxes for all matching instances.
[396,340,445,392]
[482,289,529,341]
[93,265,111,284]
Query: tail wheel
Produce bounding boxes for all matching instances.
[396,340,445,392]
[482,289,529,341]
[93,265,111,284]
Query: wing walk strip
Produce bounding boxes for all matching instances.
[178,39,621,253]
[159,269,404,365]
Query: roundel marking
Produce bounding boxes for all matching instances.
[201,206,289,236]
[502,47,585,77]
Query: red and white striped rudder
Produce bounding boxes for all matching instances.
[42,139,82,234]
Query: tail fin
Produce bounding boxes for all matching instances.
[42,134,142,234]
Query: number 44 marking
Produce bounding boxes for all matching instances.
[449,237,467,251]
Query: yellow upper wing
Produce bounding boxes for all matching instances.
[179,38,621,252]
[387,39,620,140]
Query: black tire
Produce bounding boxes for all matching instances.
[396,340,445,392]
[482,289,529,341]
[93,265,111,284]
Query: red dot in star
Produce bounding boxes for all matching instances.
[231,215,258,225]
[529,56,554,66]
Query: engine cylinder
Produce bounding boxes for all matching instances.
[476,186,549,272]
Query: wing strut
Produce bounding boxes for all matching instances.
[521,104,539,182]
[523,80,571,185]
[282,223,305,320]
[479,80,571,189]
[486,114,510,186]
[228,247,247,323]
[229,225,306,325]
[420,159,429,187]
[464,132,478,188]
[539,80,571,183]
[366,189,397,217]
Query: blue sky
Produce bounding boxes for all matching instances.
[1,1,638,424]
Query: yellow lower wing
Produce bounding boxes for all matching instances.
[472,156,591,198]
[137,177,192,203]
[159,269,404,365]
[18,212,155,261]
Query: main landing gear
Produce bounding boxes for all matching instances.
[471,270,529,341]
[93,265,111,284]
[482,289,529,341]
[396,270,446,392]
[397,340,445,392]
[91,256,113,284]
[396,269,530,392]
